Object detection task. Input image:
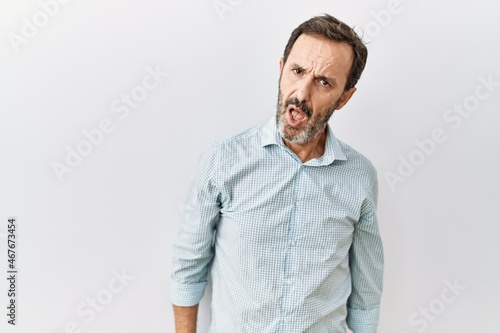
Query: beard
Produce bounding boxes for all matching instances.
[276,88,342,145]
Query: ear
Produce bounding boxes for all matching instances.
[279,57,284,73]
[335,87,357,110]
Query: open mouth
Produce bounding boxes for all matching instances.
[287,105,308,126]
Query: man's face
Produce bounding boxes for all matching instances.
[277,34,357,144]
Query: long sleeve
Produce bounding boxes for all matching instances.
[346,174,384,333]
[170,144,221,306]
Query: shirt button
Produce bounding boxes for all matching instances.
[286,279,292,285]
[295,202,299,207]
[283,318,289,323]
[290,240,296,246]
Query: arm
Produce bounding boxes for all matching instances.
[173,304,199,333]
[170,144,221,330]
[346,175,384,333]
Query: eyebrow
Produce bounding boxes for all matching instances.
[289,62,337,86]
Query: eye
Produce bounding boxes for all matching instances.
[319,79,330,87]
[292,68,303,75]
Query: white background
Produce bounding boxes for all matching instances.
[1,0,499,332]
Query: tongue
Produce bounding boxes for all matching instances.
[291,109,305,121]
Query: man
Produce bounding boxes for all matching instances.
[171,14,384,333]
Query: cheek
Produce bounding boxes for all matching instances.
[313,96,338,114]
[279,82,289,97]
[279,74,296,95]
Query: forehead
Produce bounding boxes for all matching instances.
[287,34,354,81]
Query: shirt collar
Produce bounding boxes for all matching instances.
[260,117,347,165]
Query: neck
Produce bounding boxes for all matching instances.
[283,128,327,163]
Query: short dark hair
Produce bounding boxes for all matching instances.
[282,14,368,91]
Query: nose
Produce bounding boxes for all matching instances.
[293,75,313,103]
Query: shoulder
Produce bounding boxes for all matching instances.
[336,139,378,189]
[211,125,263,155]
[218,125,261,145]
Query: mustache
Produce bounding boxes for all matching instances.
[284,97,312,118]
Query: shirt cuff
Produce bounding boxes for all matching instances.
[346,305,380,333]
[170,277,207,306]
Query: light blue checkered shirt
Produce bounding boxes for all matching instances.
[171,117,384,333]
